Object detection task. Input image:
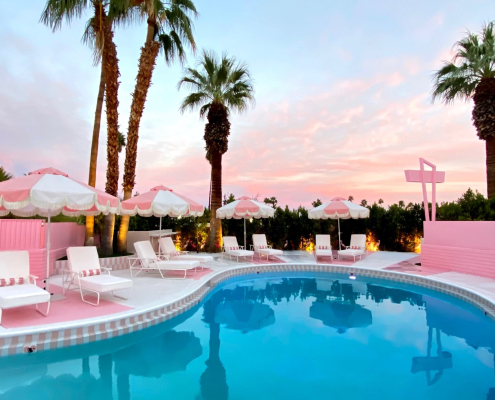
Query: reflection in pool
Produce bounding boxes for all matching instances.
[1,274,495,400]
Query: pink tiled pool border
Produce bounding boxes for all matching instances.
[2,263,495,357]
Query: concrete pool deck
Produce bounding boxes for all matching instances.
[1,250,495,356]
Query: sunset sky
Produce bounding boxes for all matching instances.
[1,0,493,208]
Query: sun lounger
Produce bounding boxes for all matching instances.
[252,234,283,261]
[159,237,213,270]
[222,237,254,262]
[130,241,199,278]
[64,247,133,306]
[314,235,333,261]
[338,234,367,261]
[0,250,50,324]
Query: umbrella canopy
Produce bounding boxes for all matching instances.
[0,167,118,217]
[309,300,372,333]
[215,300,275,333]
[308,197,369,220]
[216,196,275,248]
[119,185,204,217]
[0,167,119,288]
[216,196,274,219]
[308,197,369,250]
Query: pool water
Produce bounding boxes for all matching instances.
[1,273,495,400]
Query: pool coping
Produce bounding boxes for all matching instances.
[2,262,495,356]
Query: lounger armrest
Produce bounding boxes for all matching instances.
[179,251,189,255]
[239,246,245,250]
[101,267,112,275]
[29,274,39,284]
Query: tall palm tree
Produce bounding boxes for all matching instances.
[178,50,255,252]
[0,167,13,182]
[41,0,122,254]
[433,22,495,199]
[116,0,197,253]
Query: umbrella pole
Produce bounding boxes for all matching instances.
[244,218,247,249]
[338,218,341,250]
[46,212,51,292]
[158,216,162,257]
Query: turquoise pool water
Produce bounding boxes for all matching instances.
[1,272,495,399]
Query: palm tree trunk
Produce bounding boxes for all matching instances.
[100,5,121,256]
[85,63,106,246]
[206,150,222,252]
[487,136,495,199]
[117,23,160,253]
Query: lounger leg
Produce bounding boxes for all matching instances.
[35,301,50,317]
[113,287,132,301]
[184,270,187,279]
[80,286,101,307]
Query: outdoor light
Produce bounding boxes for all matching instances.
[349,273,356,280]
[249,218,253,223]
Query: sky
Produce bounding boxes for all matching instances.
[0,0,493,208]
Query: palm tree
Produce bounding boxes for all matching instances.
[0,167,13,182]
[432,22,495,199]
[41,0,122,254]
[116,0,197,253]
[178,50,255,252]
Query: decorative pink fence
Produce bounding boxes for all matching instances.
[422,221,495,279]
[0,220,85,278]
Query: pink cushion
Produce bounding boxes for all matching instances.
[351,246,360,250]
[318,246,329,250]
[0,277,27,287]
[80,269,101,277]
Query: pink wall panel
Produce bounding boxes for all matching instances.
[424,221,495,250]
[422,221,495,279]
[44,222,85,250]
[0,220,44,250]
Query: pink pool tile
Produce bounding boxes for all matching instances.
[251,257,285,265]
[1,285,133,329]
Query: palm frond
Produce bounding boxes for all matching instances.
[40,0,89,30]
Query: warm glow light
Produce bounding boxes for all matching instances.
[414,235,422,253]
[174,233,182,251]
[299,236,315,252]
[366,234,380,252]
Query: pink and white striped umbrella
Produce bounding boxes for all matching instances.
[216,196,275,248]
[308,197,369,250]
[119,185,204,217]
[216,196,275,219]
[308,197,369,220]
[0,167,120,286]
[0,167,119,217]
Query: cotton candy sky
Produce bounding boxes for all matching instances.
[0,0,493,208]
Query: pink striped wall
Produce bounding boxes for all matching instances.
[0,220,85,278]
[422,221,495,279]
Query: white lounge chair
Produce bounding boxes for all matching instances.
[64,247,133,306]
[222,237,254,262]
[314,235,333,261]
[0,250,50,324]
[338,234,367,261]
[158,237,213,270]
[252,234,283,261]
[130,241,199,279]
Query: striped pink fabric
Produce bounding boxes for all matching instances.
[80,269,101,277]
[0,277,27,286]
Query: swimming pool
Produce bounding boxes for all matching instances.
[1,272,494,399]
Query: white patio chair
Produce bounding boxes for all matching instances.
[251,234,283,261]
[222,237,254,262]
[0,250,50,324]
[158,237,213,270]
[314,235,333,261]
[338,234,367,261]
[129,241,199,279]
[64,247,133,306]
